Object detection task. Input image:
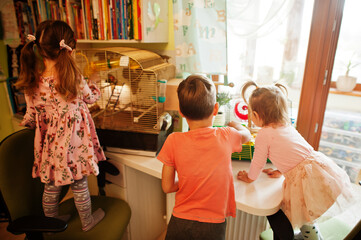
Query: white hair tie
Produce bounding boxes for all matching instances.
[27,34,36,42]
[59,39,72,52]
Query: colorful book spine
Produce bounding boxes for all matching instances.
[106,0,111,39]
[121,0,127,39]
[137,0,142,40]
[36,0,47,22]
[115,0,122,39]
[98,0,104,39]
[86,0,93,39]
[25,3,36,34]
[126,0,132,39]
[45,0,51,19]
[58,0,67,22]
[132,0,138,39]
[109,0,114,39]
[111,0,117,39]
[77,4,85,39]
[91,0,99,39]
[20,0,148,41]
[28,0,39,27]
[102,0,109,39]
[14,1,25,44]
[72,4,79,38]
[80,0,88,39]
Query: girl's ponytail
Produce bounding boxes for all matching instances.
[36,20,80,101]
[241,81,258,105]
[55,48,81,100]
[16,40,40,93]
[275,83,288,96]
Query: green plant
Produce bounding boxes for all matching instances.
[344,52,361,76]
[345,59,361,76]
[216,92,232,108]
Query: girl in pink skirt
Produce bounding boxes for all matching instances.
[237,81,355,240]
[17,20,106,231]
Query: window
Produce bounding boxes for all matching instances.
[226,0,361,182]
[226,0,315,120]
[318,0,361,182]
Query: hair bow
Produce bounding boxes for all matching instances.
[27,34,36,42]
[59,39,72,52]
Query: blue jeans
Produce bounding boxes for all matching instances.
[165,215,227,240]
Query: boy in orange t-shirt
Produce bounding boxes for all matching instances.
[157,74,251,239]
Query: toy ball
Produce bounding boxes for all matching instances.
[234,101,248,121]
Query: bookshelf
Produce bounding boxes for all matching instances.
[0,0,172,140]
[13,0,169,44]
[2,0,170,91]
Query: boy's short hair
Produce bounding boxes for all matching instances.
[177,74,216,120]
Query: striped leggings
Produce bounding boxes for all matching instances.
[43,177,93,229]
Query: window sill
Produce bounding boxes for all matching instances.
[329,88,361,97]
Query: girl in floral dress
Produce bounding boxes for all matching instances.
[237,81,355,240]
[16,20,106,231]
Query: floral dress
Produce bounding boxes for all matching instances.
[21,76,106,186]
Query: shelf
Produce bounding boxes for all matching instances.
[13,1,169,46]
[332,157,361,168]
[322,126,361,138]
[77,39,141,44]
[319,140,361,154]
[329,88,361,97]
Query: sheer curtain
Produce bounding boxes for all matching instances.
[227,0,302,90]
[227,0,295,38]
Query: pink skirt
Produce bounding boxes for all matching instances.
[282,151,355,228]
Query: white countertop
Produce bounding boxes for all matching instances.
[105,151,284,216]
[232,160,284,216]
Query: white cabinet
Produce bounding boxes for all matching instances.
[319,111,361,183]
[104,153,167,240]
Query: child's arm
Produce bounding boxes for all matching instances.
[20,93,36,128]
[81,75,101,104]
[228,121,251,143]
[161,164,179,193]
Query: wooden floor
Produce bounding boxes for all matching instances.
[0,221,166,240]
[0,222,24,240]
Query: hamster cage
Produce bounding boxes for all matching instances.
[76,47,176,154]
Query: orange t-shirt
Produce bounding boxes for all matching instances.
[157,127,243,223]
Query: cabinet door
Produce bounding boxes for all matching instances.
[125,166,167,240]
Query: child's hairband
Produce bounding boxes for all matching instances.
[27,34,36,42]
[59,39,72,52]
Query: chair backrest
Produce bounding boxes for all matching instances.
[0,129,67,222]
[0,129,43,221]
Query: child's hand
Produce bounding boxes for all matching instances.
[237,170,254,183]
[228,121,251,143]
[228,121,246,131]
[263,168,282,178]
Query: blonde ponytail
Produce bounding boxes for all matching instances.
[241,81,290,127]
[275,83,288,96]
[241,81,258,106]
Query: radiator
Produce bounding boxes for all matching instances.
[225,210,268,240]
[166,195,269,240]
